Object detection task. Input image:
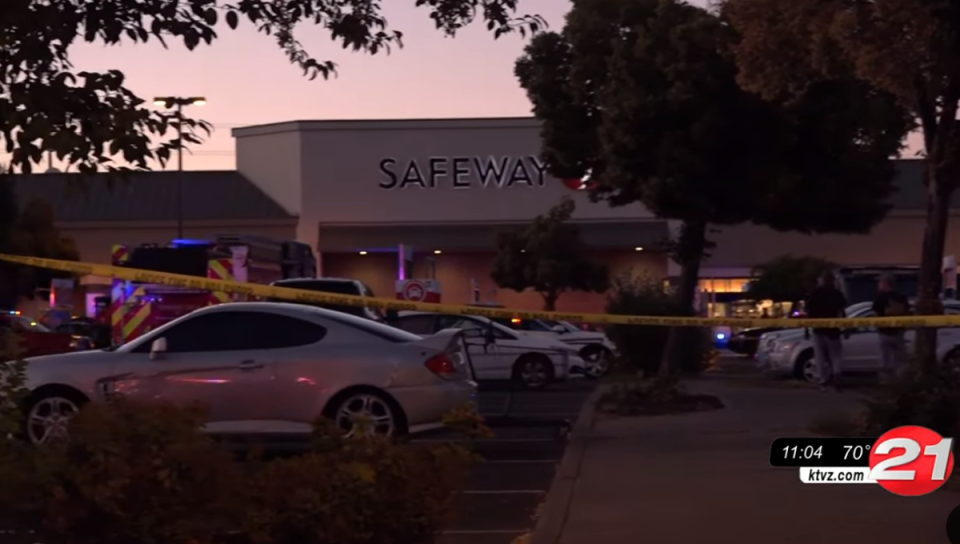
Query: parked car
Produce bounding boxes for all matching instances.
[269,277,395,323]
[21,302,476,445]
[391,311,581,389]
[0,311,92,359]
[756,300,960,383]
[54,317,111,349]
[492,317,616,378]
[727,315,806,357]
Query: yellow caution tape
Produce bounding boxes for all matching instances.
[2,253,960,329]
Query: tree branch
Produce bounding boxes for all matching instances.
[914,76,938,154]
[933,77,960,162]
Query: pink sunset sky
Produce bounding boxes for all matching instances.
[5,0,923,172]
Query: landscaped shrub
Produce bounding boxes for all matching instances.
[605,272,709,375]
[859,364,960,438]
[0,392,482,544]
[241,420,473,544]
[10,399,247,544]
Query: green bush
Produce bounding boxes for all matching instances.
[242,421,473,544]
[0,395,481,544]
[859,364,960,438]
[605,272,710,375]
[12,399,247,544]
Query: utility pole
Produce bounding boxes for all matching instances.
[152,96,206,239]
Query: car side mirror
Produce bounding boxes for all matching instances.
[150,337,167,360]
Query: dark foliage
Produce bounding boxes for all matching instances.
[604,273,710,376]
[723,0,951,367]
[0,174,78,309]
[747,255,837,304]
[516,0,902,374]
[0,0,544,175]
[491,197,609,311]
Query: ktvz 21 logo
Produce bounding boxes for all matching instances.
[810,426,955,496]
[869,426,954,496]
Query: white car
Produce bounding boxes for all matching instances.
[391,311,582,389]
[20,302,477,445]
[757,300,960,383]
[492,318,617,378]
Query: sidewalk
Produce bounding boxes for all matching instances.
[538,378,957,544]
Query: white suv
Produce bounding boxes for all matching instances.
[757,300,960,383]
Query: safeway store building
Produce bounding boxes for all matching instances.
[11,117,960,316]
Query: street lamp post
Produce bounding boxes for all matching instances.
[152,96,206,239]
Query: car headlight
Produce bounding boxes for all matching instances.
[776,341,797,352]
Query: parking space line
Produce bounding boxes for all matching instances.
[479,412,581,418]
[484,459,558,464]
[442,530,528,534]
[413,438,557,443]
[462,490,546,494]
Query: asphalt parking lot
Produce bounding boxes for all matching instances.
[431,378,597,544]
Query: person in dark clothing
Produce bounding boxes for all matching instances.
[804,271,848,388]
[872,273,909,372]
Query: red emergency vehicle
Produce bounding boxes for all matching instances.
[105,235,316,346]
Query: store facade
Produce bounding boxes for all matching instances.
[233,118,669,312]
[232,118,959,314]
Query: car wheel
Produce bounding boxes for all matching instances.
[579,345,610,379]
[513,354,554,390]
[792,350,822,384]
[23,388,87,445]
[327,389,405,438]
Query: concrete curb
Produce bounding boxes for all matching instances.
[528,384,606,544]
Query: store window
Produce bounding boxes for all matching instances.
[699,277,754,318]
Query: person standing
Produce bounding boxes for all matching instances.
[872,274,910,373]
[804,271,848,389]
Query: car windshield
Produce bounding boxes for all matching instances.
[10,315,50,332]
[525,320,554,332]
[485,319,517,338]
[558,321,581,332]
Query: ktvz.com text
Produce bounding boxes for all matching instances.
[799,467,876,484]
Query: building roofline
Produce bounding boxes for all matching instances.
[231,116,539,138]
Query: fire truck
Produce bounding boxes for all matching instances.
[105,235,316,345]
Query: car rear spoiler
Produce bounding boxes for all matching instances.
[408,328,476,381]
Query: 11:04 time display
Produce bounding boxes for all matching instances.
[770,437,877,467]
[782,445,823,460]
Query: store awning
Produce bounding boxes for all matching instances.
[315,220,670,253]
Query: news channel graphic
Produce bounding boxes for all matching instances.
[769,426,955,497]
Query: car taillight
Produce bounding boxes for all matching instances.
[425,353,456,377]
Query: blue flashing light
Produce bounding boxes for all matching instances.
[171,238,210,247]
[716,333,726,340]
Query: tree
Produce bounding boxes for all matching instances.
[0,0,543,174]
[11,198,81,300]
[515,0,903,376]
[722,0,951,367]
[0,169,80,308]
[0,173,21,309]
[490,197,609,311]
[747,255,837,312]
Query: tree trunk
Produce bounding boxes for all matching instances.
[914,167,952,370]
[659,220,708,378]
[542,291,559,312]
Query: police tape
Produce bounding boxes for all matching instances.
[3,252,960,329]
